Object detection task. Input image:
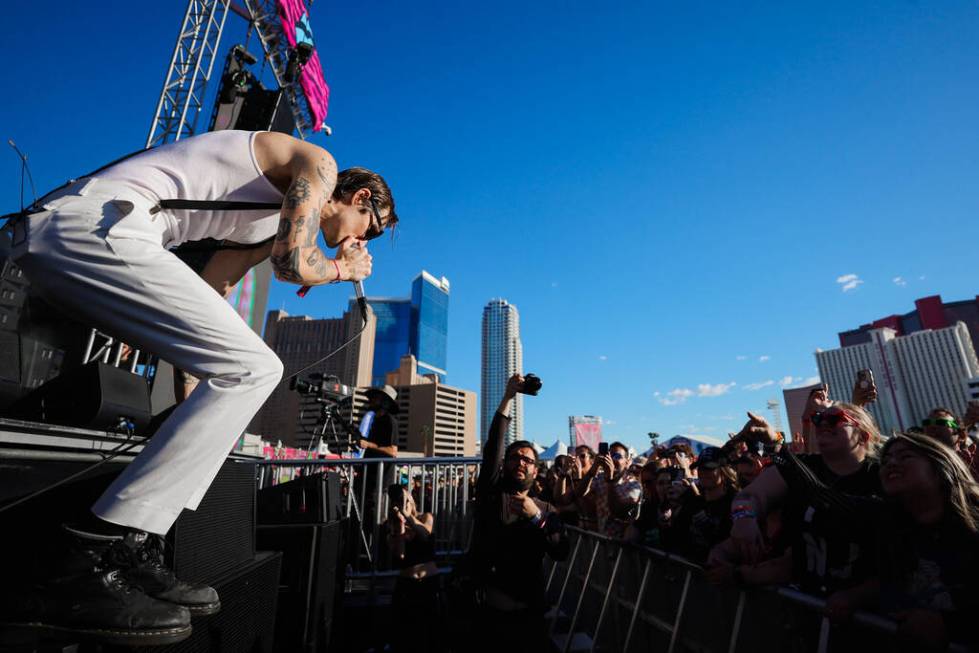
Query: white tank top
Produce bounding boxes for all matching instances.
[98,130,283,247]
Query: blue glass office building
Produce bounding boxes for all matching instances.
[367,271,449,387]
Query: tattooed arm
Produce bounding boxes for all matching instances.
[269,151,346,285]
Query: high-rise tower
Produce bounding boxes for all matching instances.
[481,299,523,446]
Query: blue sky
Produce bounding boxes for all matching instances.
[3,2,979,453]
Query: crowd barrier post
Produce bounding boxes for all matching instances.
[589,546,623,653]
[561,537,601,651]
[621,558,651,652]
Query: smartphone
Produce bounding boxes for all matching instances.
[857,369,875,390]
[598,442,609,456]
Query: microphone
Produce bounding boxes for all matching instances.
[354,280,369,325]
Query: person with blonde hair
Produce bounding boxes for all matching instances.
[709,404,883,596]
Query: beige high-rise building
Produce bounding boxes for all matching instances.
[382,355,477,456]
[251,303,376,445]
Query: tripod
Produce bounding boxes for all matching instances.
[309,402,374,565]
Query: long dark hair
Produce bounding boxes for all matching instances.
[882,431,979,533]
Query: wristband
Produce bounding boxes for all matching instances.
[731,503,756,520]
[529,511,543,525]
[331,259,342,283]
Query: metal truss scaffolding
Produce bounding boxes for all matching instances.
[244,0,315,139]
[146,0,231,148]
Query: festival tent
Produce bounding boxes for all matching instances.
[537,440,569,461]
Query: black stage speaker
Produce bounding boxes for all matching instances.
[257,471,341,525]
[257,521,345,653]
[169,460,257,586]
[125,551,283,653]
[9,362,150,432]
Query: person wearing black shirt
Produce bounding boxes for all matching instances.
[356,385,399,510]
[470,374,569,653]
[680,447,738,564]
[789,432,979,651]
[358,385,399,459]
[724,404,883,595]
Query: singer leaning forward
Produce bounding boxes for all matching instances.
[1,129,397,645]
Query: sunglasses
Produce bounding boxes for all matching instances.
[810,410,857,428]
[506,454,537,468]
[362,197,386,241]
[611,453,625,461]
[922,418,959,429]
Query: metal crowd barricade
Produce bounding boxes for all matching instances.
[255,456,481,574]
[544,526,968,653]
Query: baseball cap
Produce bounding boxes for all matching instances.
[691,447,726,470]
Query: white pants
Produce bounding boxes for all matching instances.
[10,179,283,535]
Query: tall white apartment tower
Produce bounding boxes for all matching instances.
[481,299,524,447]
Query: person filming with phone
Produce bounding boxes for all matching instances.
[469,373,569,653]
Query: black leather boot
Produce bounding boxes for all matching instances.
[0,526,192,646]
[123,532,221,616]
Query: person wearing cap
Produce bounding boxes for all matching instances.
[675,446,739,563]
[358,385,400,459]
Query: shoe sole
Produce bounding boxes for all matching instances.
[0,621,192,646]
[186,601,221,616]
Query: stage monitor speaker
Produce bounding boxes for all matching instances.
[257,521,344,653]
[169,459,257,586]
[125,551,283,653]
[8,361,149,431]
[257,471,341,525]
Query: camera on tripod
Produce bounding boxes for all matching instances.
[289,372,353,401]
[289,373,359,453]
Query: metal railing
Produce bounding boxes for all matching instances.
[544,526,968,653]
[255,456,481,572]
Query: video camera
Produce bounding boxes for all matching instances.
[289,373,359,452]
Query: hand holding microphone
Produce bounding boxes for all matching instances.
[296,237,372,299]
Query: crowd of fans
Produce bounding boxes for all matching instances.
[377,373,979,652]
[522,377,979,651]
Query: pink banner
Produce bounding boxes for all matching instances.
[572,421,602,451]
[276,0,330,131]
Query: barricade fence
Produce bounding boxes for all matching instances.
[255,456,480,572]
[544,526,968,653]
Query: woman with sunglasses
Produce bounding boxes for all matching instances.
[775,432,979,651]
[722,404,883,598]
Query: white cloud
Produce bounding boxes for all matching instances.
[697,382,736,397]
[744,380,775,391]
[892,276,907,287]
[657,388,694,406]
[598,355,608,361]
[779,375,796,387]
[836,273,864,292]
[759,355,771,362]
[736,355,748,361]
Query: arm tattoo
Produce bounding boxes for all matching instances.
[285,177,311,209]
[270,247,303,282]
[275,219,292,242]
[305,248,330,277]
[304,212,320,246]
